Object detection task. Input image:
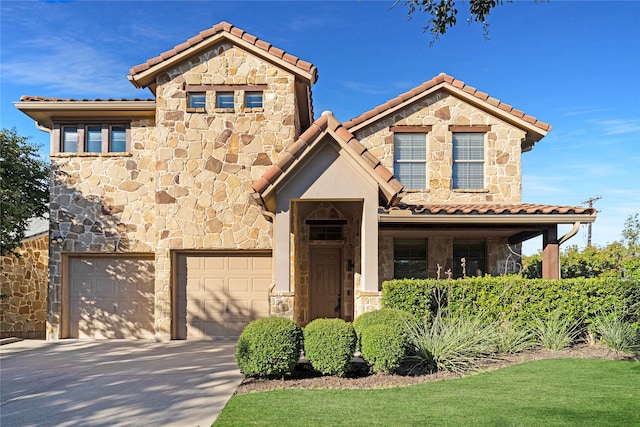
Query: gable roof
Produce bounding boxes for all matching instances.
[344,73,551,152]
[252,111,403,211]
[128,21,318,91]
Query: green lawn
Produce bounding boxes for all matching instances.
[214,359,640,426]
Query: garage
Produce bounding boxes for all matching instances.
[175,252,272,340]
[67,256,155,339]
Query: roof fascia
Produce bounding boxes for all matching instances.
[128,32,315,89]
[14,101,156,129]
[347,82,548,142]
[378,213,596,225]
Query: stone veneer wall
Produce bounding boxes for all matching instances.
[47,42,302,338]
[355,90,526,204]
[1,234,48,339]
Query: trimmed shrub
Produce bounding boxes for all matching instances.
[303,318,356,376]
[381,279,437,318]
[235,317,302,378]
[360,324,406,374]
[353,308,417,350]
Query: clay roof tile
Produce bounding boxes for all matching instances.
[268,46,285,59]
[242,33,258,44]
[230,26,245,38]
[252,177,270,194]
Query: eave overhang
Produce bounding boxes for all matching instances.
[14,100,156,130]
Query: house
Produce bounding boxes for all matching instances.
[15,22,596,341]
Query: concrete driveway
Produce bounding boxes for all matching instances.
[0,339,243,427]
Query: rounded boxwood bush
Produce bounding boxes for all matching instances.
[353,308,417,349]
[303,318,356,376]
[360,324,406,374]
[235,317,302,378]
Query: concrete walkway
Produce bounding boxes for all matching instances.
[0,339,243,427]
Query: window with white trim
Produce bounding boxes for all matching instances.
[453,133,484,189]
[394,239,427,279]
[394,133,427,190]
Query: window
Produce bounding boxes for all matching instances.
[86,126,102,153]
[394,240,427,279]
[453,133,484,189]
[307,219,346,241]
[394,133,427,190]
[62,127,78,152]
[245,92,263,108]
[216,92,234,109]
[110,126,127,152]
[453,241,486,278]
[187,93,206,110]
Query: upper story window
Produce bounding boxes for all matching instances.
[55,123,129,154]
[453,132,485,189]
[62,127,78,152]
[187,93,206,110]
[216,92,234,109]
[86,126,102,153]
[110,126,127,152]
[245,92,263,109]
[394,133,427,190]
[394,239,427,279]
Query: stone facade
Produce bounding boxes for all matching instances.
[355,90,526,204]
[1,234,48,339]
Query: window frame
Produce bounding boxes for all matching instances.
[216,92,234,109]
[453,240,486,278]
[452,131,486,190]
[393,239,427,280]
[244,91,263,109]
[187,92,207,111]
[53,122,130,155]
[85,125,103,153]
[61,126,79,153]
[109,125,128,153]
[393,130,430,191]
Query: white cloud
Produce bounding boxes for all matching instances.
[597,119,640,136]
[342,81,395,95]
[1,36,139,98]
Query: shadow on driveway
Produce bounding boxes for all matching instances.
[0,340,242,427]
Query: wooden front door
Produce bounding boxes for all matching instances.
[309,247,342,320]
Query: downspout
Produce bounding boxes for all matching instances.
[35,121,51,134]
[261,210,278,311]
[559,222,581,245]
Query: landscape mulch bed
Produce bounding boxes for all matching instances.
[235,344,639,395]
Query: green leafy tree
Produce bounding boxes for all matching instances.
[398,0,544,44]
[0,128,50,256]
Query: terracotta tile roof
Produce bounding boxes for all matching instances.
[252,111,403,198]
[129,21,318,83]
[380,203,595,216]
[343,73,551,133]
[19,96,154,102]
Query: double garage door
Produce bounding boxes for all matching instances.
[67,253,271,340]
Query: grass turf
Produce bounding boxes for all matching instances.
[214,358,640,426]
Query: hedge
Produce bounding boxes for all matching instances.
[353,308,417,350]
[382,276,640,326]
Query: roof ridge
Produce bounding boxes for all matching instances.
[343,72,551,132]
[128,21,318,83]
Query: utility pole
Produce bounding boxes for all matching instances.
[582,195,602,247]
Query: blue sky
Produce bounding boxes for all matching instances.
[1,0,639,254]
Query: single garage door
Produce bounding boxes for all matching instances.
[175,252,272,340]
[68,256,155,339]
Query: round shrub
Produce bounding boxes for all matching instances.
[235,317,302,378]
[360,324,406,374]
[353,308,417,349]
[303,318,356,376]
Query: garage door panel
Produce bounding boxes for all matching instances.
[68,257,155,339]
[177,253,272,340]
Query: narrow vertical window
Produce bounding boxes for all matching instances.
[110,126,127,152]
[453,133,484,189]
[394,133,427,190]
[216,92,234,109]
[86,126,102,153]
[62,127,78,152]
[245,92,263,108]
